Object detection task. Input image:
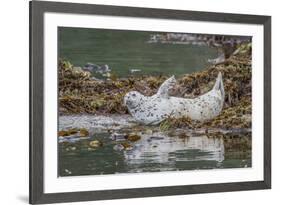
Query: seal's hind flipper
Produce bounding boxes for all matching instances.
[213,72,225,100]
[157,75,177,98]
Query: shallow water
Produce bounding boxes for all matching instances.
[58,28,218,77]
[58,115,251,176]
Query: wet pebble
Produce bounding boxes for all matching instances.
[113,142,133,151]
[113,144,124,151]
[58,128,90,139]
[79,128,89,137]
[126,134,141,142]
[89,140,103,148]
[121,142,133,151]
[110,132,127,141]
[58,130,69,137]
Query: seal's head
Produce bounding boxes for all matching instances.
[124,91,144,110]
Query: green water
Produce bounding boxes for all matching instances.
[58,115,251,176]
[59,132,251,176]
[58,27,218,77]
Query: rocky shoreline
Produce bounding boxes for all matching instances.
[59,43,251,130]
[58,114,251,157]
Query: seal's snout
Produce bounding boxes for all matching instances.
[123,92,134,107]
[124,91,141,109]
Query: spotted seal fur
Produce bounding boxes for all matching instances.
[124,72,224,125]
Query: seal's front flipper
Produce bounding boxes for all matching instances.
[157,75,177,98]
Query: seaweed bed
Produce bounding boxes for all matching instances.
[59,43,252,130]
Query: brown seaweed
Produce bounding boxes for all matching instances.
[58,43,252,129]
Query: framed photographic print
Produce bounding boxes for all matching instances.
[29,0,271,204]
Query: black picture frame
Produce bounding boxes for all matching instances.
[29,0,271,204]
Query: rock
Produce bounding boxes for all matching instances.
[58,128,79,137]
[58,130,69,137]
[79,128,89,137]
[68,128,79,135]
[89,140,103,148]
[110,132,127,141]
[125,134,141,142]
[121,142,133,151]
[83,63,100,72]
[113,144,124,151]
[83,63,111,74]
[111,132,141,142]
[113,142,133,151]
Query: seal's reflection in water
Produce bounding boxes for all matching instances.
[123,134,225,172]
[59,115,251,176]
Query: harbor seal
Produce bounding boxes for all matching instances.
[124,72,225,125]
